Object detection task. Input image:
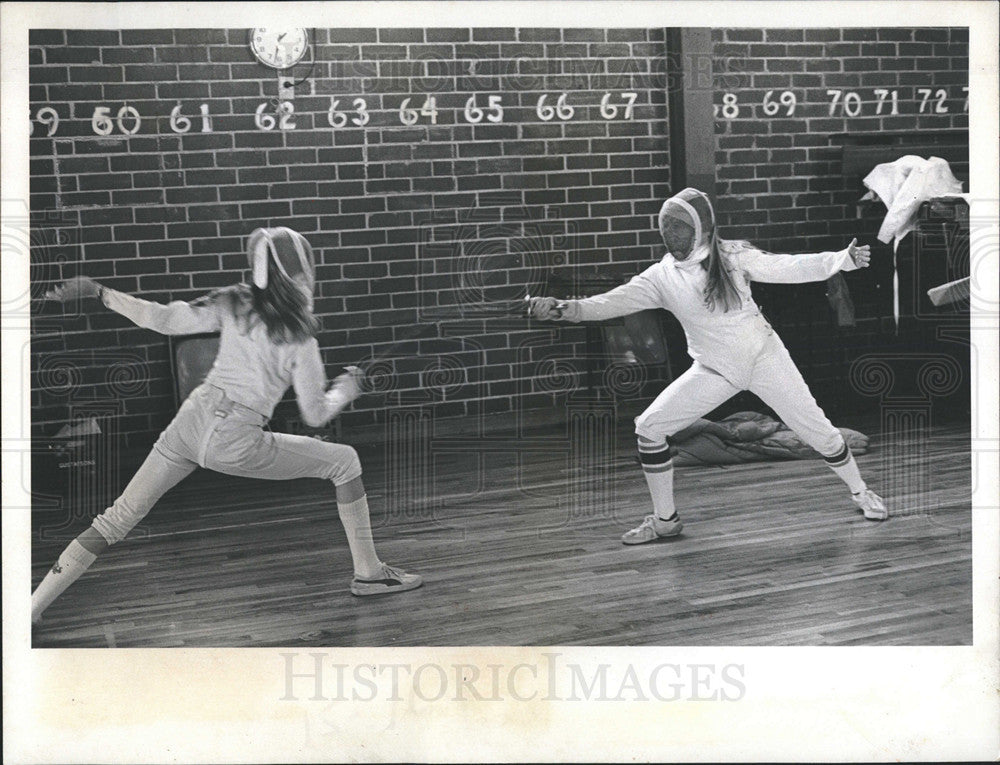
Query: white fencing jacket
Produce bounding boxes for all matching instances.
[101,285,336,426]
[559,244,860,389]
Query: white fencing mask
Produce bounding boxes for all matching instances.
[247,227,316,294]
[658,188,716,265]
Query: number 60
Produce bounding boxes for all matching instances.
[92,105,141,135]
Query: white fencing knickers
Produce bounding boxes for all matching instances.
[91,383,363,545]
[633,333,846,457]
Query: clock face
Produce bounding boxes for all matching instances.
[249,28,308,69]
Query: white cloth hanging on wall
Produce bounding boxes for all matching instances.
[861,155,964,330]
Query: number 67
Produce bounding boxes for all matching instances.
[599,92,638,119]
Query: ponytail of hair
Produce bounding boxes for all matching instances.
[702,232,744,313]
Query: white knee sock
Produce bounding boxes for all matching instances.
[337,495,383,579]
[31,539,98,623]
[638,437,678,521]
[824,441,867,494]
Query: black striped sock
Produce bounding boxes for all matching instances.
[639,445,674,473]
[823,441,866,494]
[638,436,677,520]
[823,442,851,468]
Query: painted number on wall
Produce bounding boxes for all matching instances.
[464,95,504,123]
[255,101,296,130]
[328,98,370,127]
[31,88,967,137]
[827,90,863,117]
[762,90,797,116]
[873,89,899,115]
[30,93,647,136]
[399,96,438,125]
[536,93,574,121]
[170,103,213,133]
[29,106,60,136]
[916,88,949,114]
[713,87,968,120]
[599,92,639,119]
[91,105,141,135]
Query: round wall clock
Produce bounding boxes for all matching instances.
[249,28,309,69]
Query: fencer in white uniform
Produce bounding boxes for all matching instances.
[32,227,422,626]
[530,188,886,544]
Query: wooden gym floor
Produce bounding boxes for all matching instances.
[31,419,972,647]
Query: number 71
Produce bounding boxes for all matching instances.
[873,89,898,115]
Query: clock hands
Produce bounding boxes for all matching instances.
[274,32,297,62]
[251,28,308,69]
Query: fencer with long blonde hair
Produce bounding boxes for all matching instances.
[32,227,422,626]
[530,188,886,544]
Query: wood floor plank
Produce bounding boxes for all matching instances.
[31,422,973,647]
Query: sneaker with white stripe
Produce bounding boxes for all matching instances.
[621,513,684,545]
[350,563,423,596]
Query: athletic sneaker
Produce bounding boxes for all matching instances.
[852,489,888,521]
[350,563,423,596]
[621,513,683,545]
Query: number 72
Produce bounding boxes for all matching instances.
[916,88,949,114]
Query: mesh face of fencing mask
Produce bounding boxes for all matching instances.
[658,188,716,262]
[247,227,316,295]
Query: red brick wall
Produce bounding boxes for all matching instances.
[29,28,672,448]
[29,27,969,449]
[712,27,967,245]
[709,27,968,417]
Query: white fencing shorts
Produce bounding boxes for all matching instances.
[91,383,363,545]
[633,333,845,458]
